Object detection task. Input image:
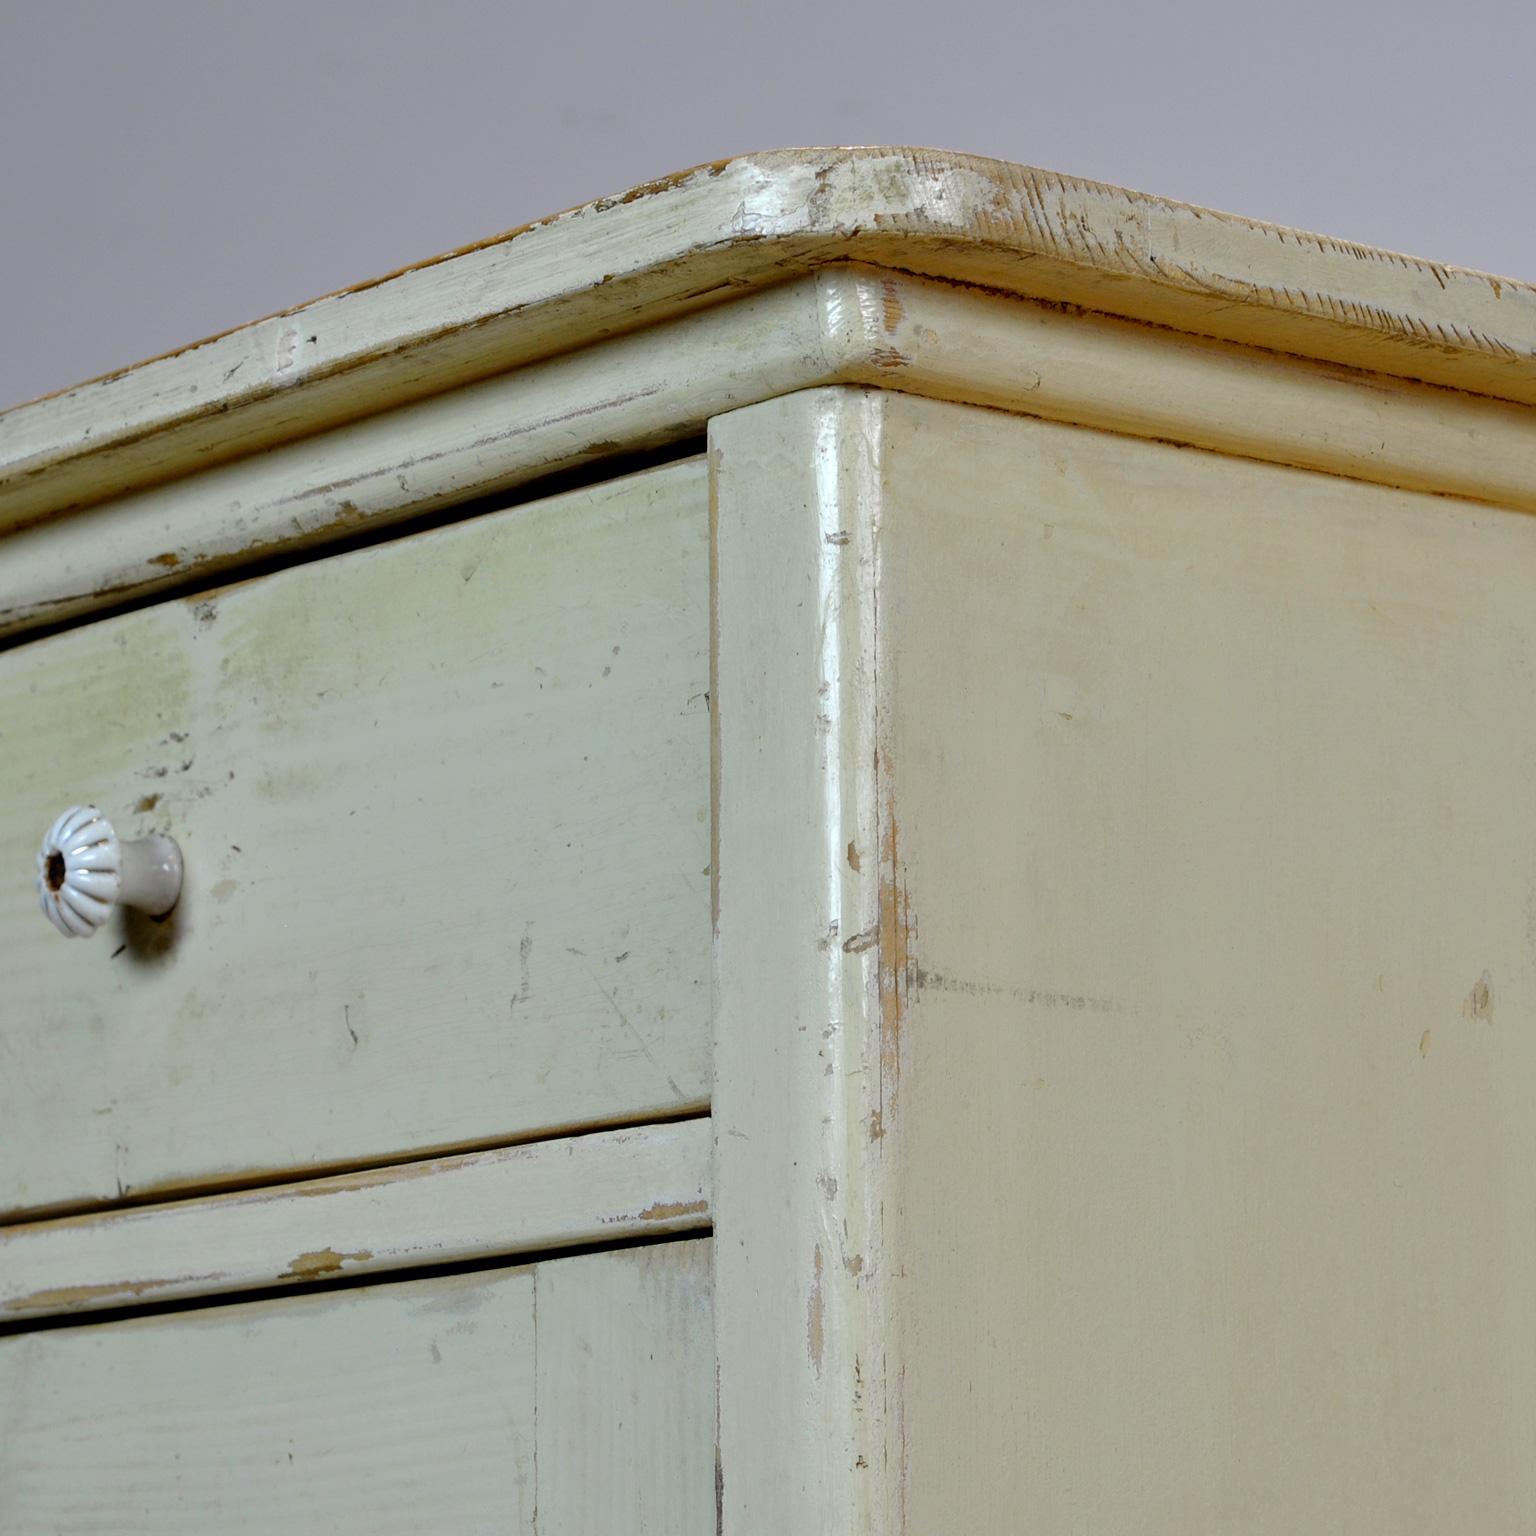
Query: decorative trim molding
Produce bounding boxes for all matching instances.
[4,266,1533,639]
[5,149,1533,541]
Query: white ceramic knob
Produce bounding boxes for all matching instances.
[37,806,184,938]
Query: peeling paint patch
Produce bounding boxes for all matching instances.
[8,1273,223,1314]
[282,1247,373,1280]
[635,1198,708,1223]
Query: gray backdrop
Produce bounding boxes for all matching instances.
[2,0,1531,410]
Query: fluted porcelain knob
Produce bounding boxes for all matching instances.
[36,806,184,938]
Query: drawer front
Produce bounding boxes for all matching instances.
[0,1238,714,1533]
[0,460,709,1215]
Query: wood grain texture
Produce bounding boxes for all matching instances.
[714,384,1536,1532]
[0,1239,713,1534]
[8,265,1532,641]
[0,1118,710,1322]
[0,460,709,1218]
[535,1240,716,1535]
[4,149,1532,538]
[2,1268,538,1533]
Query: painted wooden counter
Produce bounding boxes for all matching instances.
[2,148,1533,1534]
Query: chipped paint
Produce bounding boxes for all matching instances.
[807,1243,825,1375]
[5,1274,218,1313]
[634,1198,709,1223]
[282,1247,373,1280]
[877,791,915,1118]
[1464,969,1494,1022]
[4,146,1534,643]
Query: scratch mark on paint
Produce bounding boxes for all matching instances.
[1464,969,1494,1022]
[593,978,684,1098]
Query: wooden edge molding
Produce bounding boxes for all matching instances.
[711,389,901,1533]
[0,1118,712,1322]
[3,146,1533,533]
[4,264,1533,641]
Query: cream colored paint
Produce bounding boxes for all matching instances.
[535,1240,716,1535]
[872,393,1536,1531]
[712,385,1536,1532]
[7,266,1534,640]
[3,148,1533,539]
[3,150,1534,1530]
[0,1118,710,1322]
[712,389,900,1536]
[0,1239,713,1534]
[0,459,709,1217]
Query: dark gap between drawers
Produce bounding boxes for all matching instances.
[1,434,706,654]
[0,1226,712,1338]
[0,1103,712,1228]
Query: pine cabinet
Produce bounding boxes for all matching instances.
[3,149,1533,1533]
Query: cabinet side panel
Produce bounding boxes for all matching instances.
[877,393,1536,1531]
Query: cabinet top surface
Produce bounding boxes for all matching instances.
[4,146,1534,523]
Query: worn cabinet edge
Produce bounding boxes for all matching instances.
[5,147,1534,534]
[712,388,902,1534]
[0,1118,712,1322]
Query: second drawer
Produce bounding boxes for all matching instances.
[0,1238,715,1533]
[0,458,710,1216]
